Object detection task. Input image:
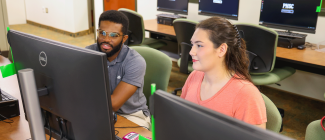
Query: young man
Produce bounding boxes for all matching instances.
[86,10,150,129]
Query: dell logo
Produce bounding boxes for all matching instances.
[39,51,47,67]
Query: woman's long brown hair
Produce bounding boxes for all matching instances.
[196,16,252,83]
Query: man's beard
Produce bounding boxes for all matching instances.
[97,39,123,57]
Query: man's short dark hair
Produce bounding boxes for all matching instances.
[98,10,129,35]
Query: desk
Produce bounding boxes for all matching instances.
[144,19,176,36]
[144,19,325,75]
[0,56,151,139]
[276,47,325,75]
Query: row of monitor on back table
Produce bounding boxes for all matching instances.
[157,0,320,33]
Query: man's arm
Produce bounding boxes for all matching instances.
[110,52,146,112]
[111,81,137,112]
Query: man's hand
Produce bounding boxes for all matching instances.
[111,81,138,112]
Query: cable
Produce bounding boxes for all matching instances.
[57,117,64,139]
[115,130,119,136]
[45,112,52,140]
[64,119,68,138]
[0,113,14,125]
[305,42,317,50]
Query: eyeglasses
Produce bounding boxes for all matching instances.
[97,29,123,39]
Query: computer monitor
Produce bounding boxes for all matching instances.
[157,0,189,15]
[198,0,240,20]
[7,30,116,140]
[259,0,320,33]
[150,90,295,140]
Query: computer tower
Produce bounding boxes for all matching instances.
[278,36,306,49]
[157,16,175,26]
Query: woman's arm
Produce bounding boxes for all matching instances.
[255,122,266,129]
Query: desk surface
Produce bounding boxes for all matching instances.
[0,56,151,140]
[276,47,325,67]
[144,19,176,36]
[144,19,325,68]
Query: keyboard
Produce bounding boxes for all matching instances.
[276,31,307,38]
[157,13,186,19]
[0,90,16,102]
[116,135,123,140]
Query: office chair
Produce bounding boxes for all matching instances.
[305,119,325,140]
[131,46,172,105]
[173,19,198,74]
[261,93,282,133]
[118,8,167,49]
[235,23,296,86]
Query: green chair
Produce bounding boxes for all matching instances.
[261,93,282,132]
[305,119,325,140]
[131,46,172,105]
[118,8,167,49]
[173,19,198,74]
[235,23,296,85]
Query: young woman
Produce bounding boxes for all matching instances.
[181,17,267,129]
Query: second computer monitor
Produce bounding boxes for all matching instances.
[151,90,294,140]
[198,0,240,20]
[8,30,115,140]
[157,0,189,15]
[259,0,320,33]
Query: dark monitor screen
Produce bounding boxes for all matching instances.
[198,0,240,20]
[259,0,320,33]
[157,0,189,14]
[150,90,295,140]
[7,30,115,140]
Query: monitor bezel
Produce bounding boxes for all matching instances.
[259,22,316,34]
[199,11,238,20]
[157,0,189,15]
[198,0,240,20]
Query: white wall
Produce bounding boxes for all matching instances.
[25,0,89,33]
[5,0,26,25]
[0,0,10,51]
[94,0,104,37]
[137,0,325,44]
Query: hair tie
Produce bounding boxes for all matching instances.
[233,25,241,48]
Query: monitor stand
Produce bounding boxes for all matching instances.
[18,68,46,140]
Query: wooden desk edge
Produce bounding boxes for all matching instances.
[115,115,152,138]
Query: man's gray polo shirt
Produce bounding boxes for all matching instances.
[86,44,149,116]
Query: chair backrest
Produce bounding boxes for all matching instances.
[305,120,325,140]
[173,19,198,74]
[235,23,278,74]
[131,46,172,105]
[118,8,145,46]
[261,93,282,133]
[173,19,198,53]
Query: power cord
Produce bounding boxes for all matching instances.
[64,119,68,138]
[44,111,52,140]
[115,130,119,136]
[0,113,14,125]
[305,42,317,50]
